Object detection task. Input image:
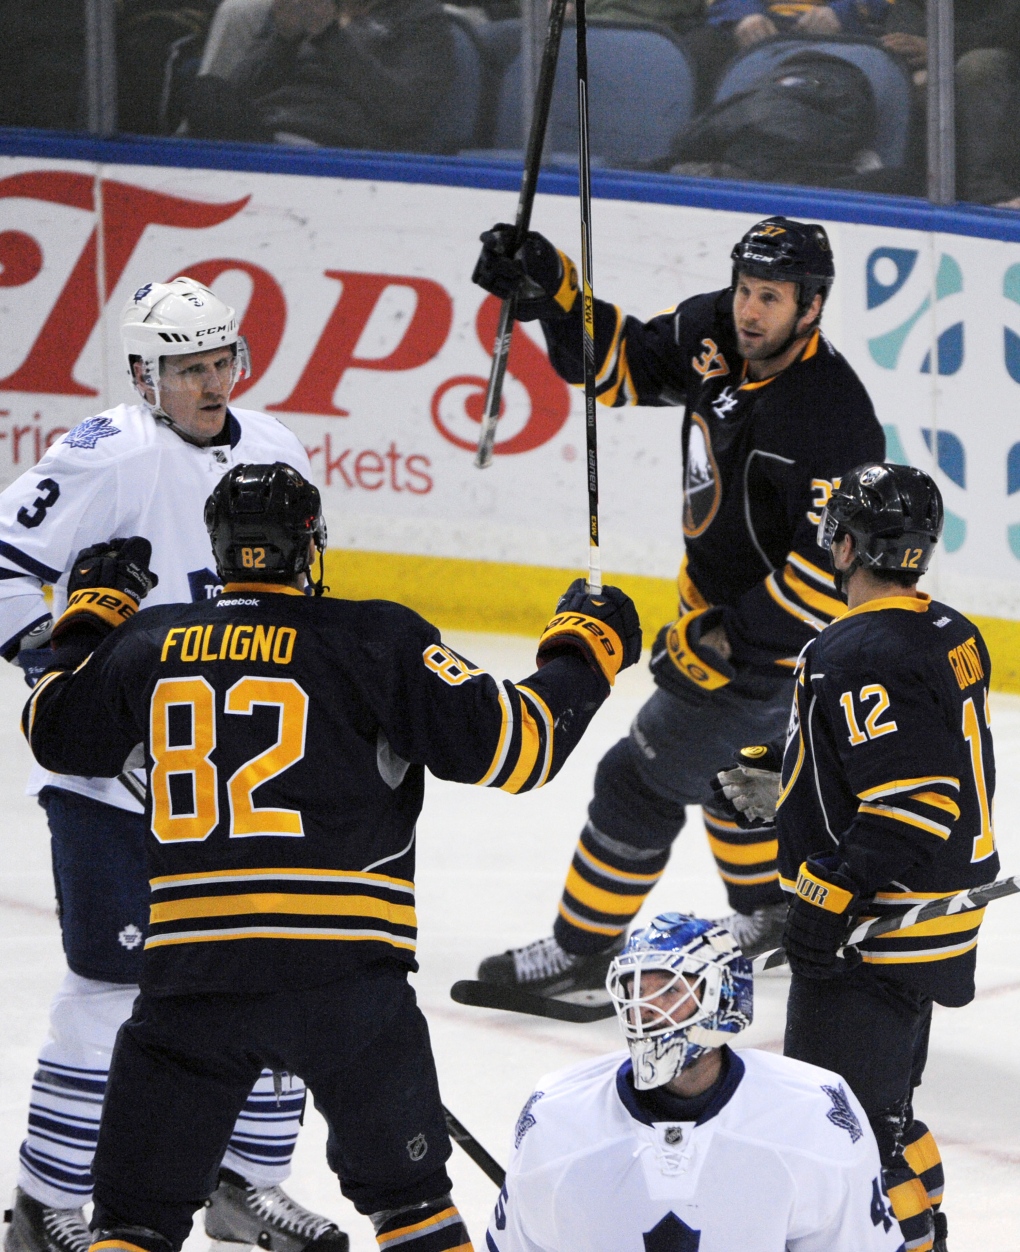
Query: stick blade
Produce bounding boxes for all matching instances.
[450,979,615,1023]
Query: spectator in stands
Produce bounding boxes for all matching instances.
[585,0,731,106]
[186,0,455,151]
[882,0,1020,205]
[707,0,890,50]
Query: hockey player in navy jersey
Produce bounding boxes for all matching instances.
[0,280,343,1252]
[469,216,884,998]
[486,913,905,1252]
[774,463,997,1252]
[21,462,641,1252]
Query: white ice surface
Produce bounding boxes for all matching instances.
[2,633,1019,1251]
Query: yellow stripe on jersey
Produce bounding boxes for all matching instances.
[501,692,541,794]
[519,684,555,789]
[782,564,846,619]
[862,936,979,964]
[858,909,986,940]
[706,833,779,865]
[912,790,961,819]
[677,555,711,613]
[777,726,805,809]
[858,803,952,840]
[764,571,828,632]
[841,593,932,620]
[477,680,514,787]
[150,892,417,927]
[857,776,960,801]
[149,867,413,892]
[786,551,837,589]
[145,926,416,951]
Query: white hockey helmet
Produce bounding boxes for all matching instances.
[606,913,753,1090]
[120,277,251,413]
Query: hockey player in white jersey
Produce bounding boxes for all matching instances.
[486,914,904,1252]
[0,279,348,1252]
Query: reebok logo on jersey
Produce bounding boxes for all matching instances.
[217,598,260,607]
[934,616,952,628]
[65,416,121,450]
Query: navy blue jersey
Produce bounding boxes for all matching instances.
[776,592,998,1005]
[24,586,608,996]
[539,288,884,673]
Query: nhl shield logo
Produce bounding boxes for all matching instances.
[663,1126,685,1146]
[406,1133,428,1162]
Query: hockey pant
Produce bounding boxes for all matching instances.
[19,790,306,1209]
[785,966,944,1252]
[90,970,465,1252]
[554,680,792,957]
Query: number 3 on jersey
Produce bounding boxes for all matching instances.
[150,675,308,842]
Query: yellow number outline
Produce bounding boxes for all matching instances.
[225,677,308,838]
[150,677,219,844]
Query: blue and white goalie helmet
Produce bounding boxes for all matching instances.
[606,914,753,1090]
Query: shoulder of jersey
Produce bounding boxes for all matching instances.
[727,1050,870,1162]
[511,1053,629,1160]
[45,404,158,466]
[820,596,954,663]
[229,406,308,451]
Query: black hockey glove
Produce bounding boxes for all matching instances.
[472,223,579,321]
[650,607,736,697]
[8,616,55,688]
[783,858,862,980]
[52,537,159,644]
[709,742,784,828]
[537,578,642,692]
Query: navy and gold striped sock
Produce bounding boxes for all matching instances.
[883,1166,935,1252]
[702,804,783,913]
[373,1197,472,1252]
[553,822,670,956]
[903,1120,945,1212]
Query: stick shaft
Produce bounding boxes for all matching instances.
[576,0,600,593]
[752,875,1020,974]
[475,0,569,469]
[442,1104,506,1188]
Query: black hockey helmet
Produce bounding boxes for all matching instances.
[205,463,327,594]
[731,217,835,318]
[817,463,944,586]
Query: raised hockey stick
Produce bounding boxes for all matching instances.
[752,874,1020,974]
[475,0,569,469]
[443,1104,506,1187]
[576,0,601,594]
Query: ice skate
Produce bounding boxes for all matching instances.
[3,1189,91,1252]
[717,902,789,961]
[205,1170,349,1252]
[477,932,626,1001]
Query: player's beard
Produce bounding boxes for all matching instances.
[736,310,812,365]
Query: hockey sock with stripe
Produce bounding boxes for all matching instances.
[553,822,670,956]
[702,803,784,913]
[372,1196,472,1252]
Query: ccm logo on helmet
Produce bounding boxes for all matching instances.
[195,323,236,339]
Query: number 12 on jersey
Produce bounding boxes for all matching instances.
[150,675,309,843]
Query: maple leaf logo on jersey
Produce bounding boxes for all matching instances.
[65,417,121,450]
[711,386,739,421]
[514,1091,545,1148]
[822,1083,863,1143]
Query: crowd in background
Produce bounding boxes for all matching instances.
[1,0,1020,207]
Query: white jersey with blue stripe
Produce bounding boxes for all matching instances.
[0,402,310,812]
[487,1048,905,1252]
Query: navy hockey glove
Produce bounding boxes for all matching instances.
[52,537,158,643]
[537,578,641,691]
[9,616,55,687]
[784,859,861,979]
[709,742,784,828]
[472,223,579,321]
[650,607,736,697]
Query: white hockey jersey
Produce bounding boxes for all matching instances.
[0,403,311,812]
[486,1048,905,1252]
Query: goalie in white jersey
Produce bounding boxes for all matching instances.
[487,914,905,1252]
[0,280,348,1252]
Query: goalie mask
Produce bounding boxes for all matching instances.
[606,914,753,1090]
[121,277,251,416]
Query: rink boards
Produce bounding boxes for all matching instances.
[2,145,1020,684]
